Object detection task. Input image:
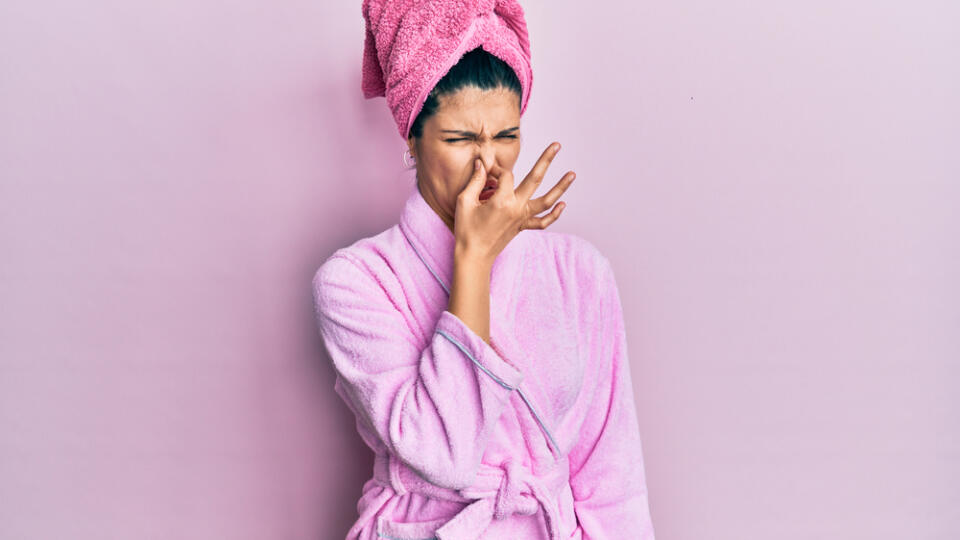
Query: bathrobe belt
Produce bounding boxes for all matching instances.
[373,451,569,540]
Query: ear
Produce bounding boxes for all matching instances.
[406,138,416,159]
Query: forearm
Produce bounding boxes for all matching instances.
[314,254,524,489]
[447,246,494,344]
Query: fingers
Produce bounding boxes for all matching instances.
[529,170,576,214]
[524,200,566,230]
[459,158,489,203]
[516,142,562,202]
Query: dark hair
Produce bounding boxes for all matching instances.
[407,46,522,140]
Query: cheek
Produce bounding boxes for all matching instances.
[427,158,472,206]
[498,146,521,167]
[441,156,473,184]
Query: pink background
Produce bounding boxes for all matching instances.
[1,1,957,539]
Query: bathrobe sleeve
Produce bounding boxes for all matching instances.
[312,254,526,490]
[568,258,655,539]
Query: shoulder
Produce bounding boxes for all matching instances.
[312,225,404,304]
[523,229,613,280]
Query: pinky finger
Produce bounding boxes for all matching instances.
[525,201,565,230]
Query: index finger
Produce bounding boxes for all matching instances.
[515,142,561,202]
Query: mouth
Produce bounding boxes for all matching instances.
[481,179,498,194]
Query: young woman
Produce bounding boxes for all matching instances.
[313,2,655,538]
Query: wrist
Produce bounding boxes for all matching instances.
[453,245,492,274]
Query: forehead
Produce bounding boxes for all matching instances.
[430,86,520,131]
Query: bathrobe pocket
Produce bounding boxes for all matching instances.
[375,514,449,540]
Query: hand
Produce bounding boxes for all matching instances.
[452,142,576,266]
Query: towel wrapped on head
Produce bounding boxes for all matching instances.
[361,0,534,140]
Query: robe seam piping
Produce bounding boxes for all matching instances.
[436,328,516,391]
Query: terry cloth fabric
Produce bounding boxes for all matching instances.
[360,0,534,140]
[311,182,657,539]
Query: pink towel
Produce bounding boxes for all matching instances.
[361,0,534,139]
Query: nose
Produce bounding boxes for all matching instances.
[475,142,497,174]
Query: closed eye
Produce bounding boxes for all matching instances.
[444,135,519,142]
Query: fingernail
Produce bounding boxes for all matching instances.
[475,159,481,170]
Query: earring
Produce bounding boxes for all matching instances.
[402,149,416,168]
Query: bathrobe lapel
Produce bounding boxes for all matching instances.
[397,184,528,363]
[397,184,561,459]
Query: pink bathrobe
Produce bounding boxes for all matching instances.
[312,183,655,540]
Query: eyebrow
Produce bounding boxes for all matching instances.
[440,126,520,136]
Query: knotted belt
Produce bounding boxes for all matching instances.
[373,451,569,540]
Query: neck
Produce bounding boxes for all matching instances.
[417,180,455,233]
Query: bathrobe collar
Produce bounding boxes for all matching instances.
[397,183,560,456]
[397,182,530,308]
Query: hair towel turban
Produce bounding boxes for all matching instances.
[361,0,534,140]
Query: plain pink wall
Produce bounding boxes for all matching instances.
[1,1,957,539]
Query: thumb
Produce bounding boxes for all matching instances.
[462,158,487,200]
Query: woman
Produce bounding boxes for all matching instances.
[313,2,655,539]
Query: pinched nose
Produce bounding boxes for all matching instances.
[482,160,506,178]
